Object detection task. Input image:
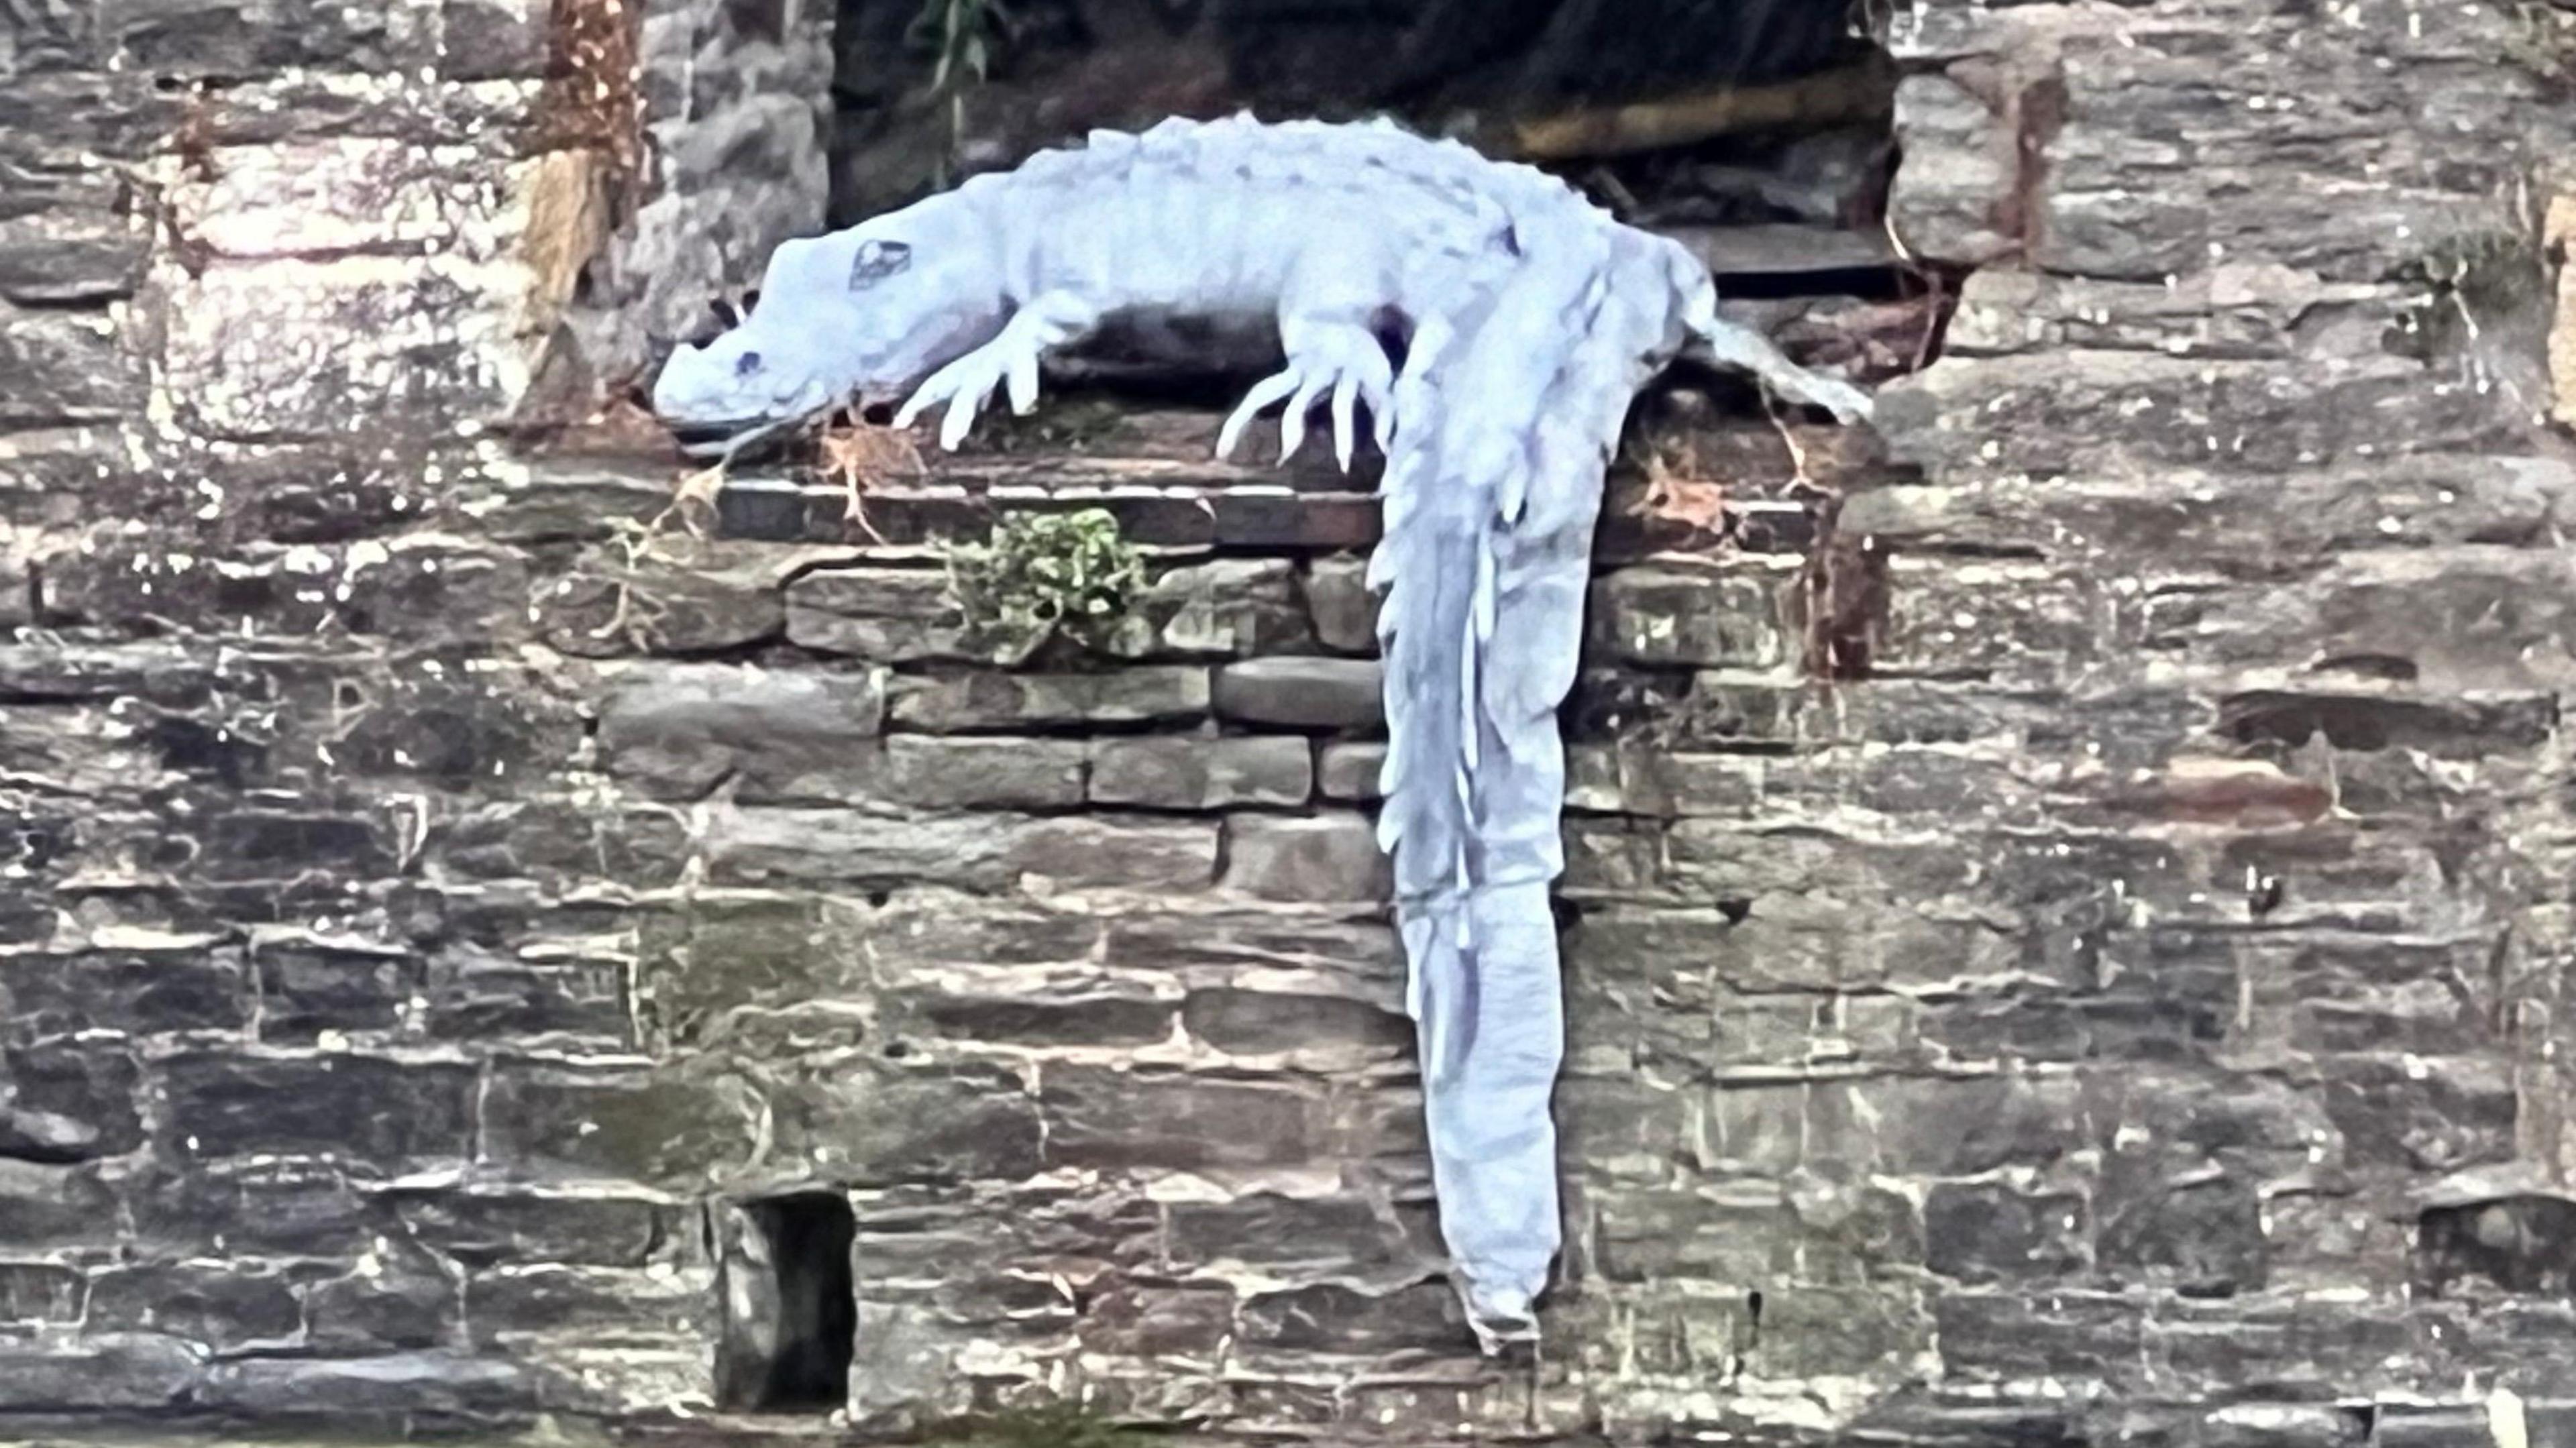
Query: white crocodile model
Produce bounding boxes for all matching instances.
[654,112,1871,1352]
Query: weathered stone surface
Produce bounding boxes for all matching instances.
[892,667,1210,730]
[1102,557,1316,659]
[1589,563,1791,669]
[596,661,885,799]
[710,810,1219,893]
[0,947,248,1042]
[1212,657,1383,729]
[195,1351,532,1418]
[252,940,419,1040]
[1316,740,1385,801]
[785,566,973,661]
[0,0,2567,1433]
[1042,1065,1315,1170]
[0,1334,202,1410]
[1,1046,142,1160]
[1301,554,1377,653]
[768,1062,1046,1186]
[1091,735,1312,809]
[1221,813,1390,902]
[160,1052,474,1167]
[386,1189,671,1270]
[87,1260,303,1347]
[424,948,631,1044]
[482,1062,763,1188]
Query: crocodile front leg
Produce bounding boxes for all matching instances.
[894,292,1104,450]
[1215,314,1397,471]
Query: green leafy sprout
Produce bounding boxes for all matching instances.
[943,508,1146,665]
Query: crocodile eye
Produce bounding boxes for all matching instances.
[735,351,762,378]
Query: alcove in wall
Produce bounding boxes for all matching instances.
[712,1192,859,1413]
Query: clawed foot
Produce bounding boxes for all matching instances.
[1215,331,1396,471]
[892,337,1044,451]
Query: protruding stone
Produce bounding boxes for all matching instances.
[1222,814,1389,901]
[1090,736,1312,808]
[1300,555,1379,654]
[1212,657,1383,730]
[892,668,1208,730]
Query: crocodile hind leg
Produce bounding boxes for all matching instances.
[894,292,1103,449]
[1215,314,1398,470]
[1682,311,1873,425]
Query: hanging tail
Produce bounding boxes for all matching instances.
[1371,218,1695,1351]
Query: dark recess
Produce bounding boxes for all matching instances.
[716,1192,859,1412]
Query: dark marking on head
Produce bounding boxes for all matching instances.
[735,351,762,378]
[849,239,912,290]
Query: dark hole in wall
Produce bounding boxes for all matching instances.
[2416,1196,2576,1298]
[714,1192,858,1412]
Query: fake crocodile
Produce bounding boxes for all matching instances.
[653,113,1872,1351]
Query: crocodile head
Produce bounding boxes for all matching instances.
[651,210,1004,455]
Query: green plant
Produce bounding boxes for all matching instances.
[909,0,1014,172]
[943,508,1145,664]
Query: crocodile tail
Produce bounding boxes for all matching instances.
[1369,216,1688,1351]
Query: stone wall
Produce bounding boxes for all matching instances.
[3,0,2576,1444]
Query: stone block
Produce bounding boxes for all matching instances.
[0,1261,82,1323]
[1240,1280,1462,1354]
[1102,557,1316,659]
[1212,657,1383,730]
[1220,814,1389,901]
[0,168,148,304]
[2096,1173,2267,1296]
[1181,985,1409,1065]
[1924,1182,2090,1283]
[160,258,513,437]
[1301,554,1377,653]
[86,1261,302,1348]
[1006,817,1224,891]
[865,735,1087,810]
[0,1334,203,1410]
[892,667,1209,730]
[904,988,1173,1050]
[534,545,791,659]
[0,1160,119,1247]
[0,948,249,1042]
[1588,564,1790,669]
[466,1264,712,1350]
[423,949,631,1045]
[252,942,420,1041]
[160,1052,473,1167]
[130,1159,376,1256]
[0,308,140,428]
[1040,1065,1316,1170]
[1747,1285,1935,1382]
[768,1062,1044,1186]
[1166,1192,1432,1274]
[2321,1056,2516,1172]
[596,661,885,800]
[1104,905,1403,977]
[184,138,475,258]
[785,567,971,661]
[1079,1278,1237,1356]
[195,1352,532,1418]
[1,1046,143,1161]
[1089,735,1312,809]
[1316,740,1384,801]
[1933,1290,2147,1387]
[385,1189,671,1269]
[482,1061,763,1188]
